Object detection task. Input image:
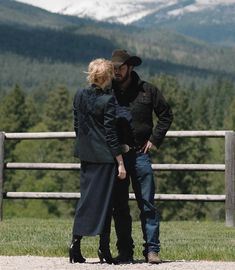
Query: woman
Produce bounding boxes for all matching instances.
[69,58,126,264]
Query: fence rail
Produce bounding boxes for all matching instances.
[5,163,225,171]
[4,130,228,139]
[3,192,225,202]
[0,130,235,227]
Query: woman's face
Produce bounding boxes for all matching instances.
[102,75,113,89]
[98,68,114,89]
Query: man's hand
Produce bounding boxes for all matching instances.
[142,141,153,153]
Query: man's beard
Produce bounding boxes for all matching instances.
[114,70,130,85]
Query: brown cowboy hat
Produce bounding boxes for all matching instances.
[111,49,142,67]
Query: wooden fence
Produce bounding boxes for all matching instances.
[0,130,234,227]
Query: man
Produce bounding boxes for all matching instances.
[111,49,173,264]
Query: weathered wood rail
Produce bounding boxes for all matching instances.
[0,130,234,227]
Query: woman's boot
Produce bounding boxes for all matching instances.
[98,233,117,264]
[69,236,86,263]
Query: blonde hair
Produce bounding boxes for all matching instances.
[86,58,114,84]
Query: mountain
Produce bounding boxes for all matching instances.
[14,0,235,46]
[135,2,235,47]
[1,0,235,93]
[14,0,235,24]
[0,0,93,28]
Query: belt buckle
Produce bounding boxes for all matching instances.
[133,145,143,153]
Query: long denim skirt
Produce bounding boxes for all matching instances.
[72,161,116,236]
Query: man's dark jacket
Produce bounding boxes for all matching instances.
[114,71,173,148]
[73,85,121,163]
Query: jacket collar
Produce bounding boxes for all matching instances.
[91,84,112,94]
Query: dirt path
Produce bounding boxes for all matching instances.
[0,256,235,270]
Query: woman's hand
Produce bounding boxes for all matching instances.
[117,161,126,180]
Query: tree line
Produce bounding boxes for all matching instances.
[1,21,235,94]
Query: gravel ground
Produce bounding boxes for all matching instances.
[0,257,235,270]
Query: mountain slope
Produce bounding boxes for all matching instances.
[134,3,235,46]
[2,0,235,72]
[0,0,90,28]
[1,0,235,93]
[14,0,235,46]
[14,0,235,24]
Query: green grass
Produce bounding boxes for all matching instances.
[0,218,235,261]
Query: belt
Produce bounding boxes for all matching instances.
[120,144,143,154]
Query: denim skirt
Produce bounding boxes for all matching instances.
[72,161,116,236]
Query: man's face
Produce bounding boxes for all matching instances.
[113,64,131,84]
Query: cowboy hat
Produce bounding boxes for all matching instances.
[111,49,142,67]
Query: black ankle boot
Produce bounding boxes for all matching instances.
[69,237,86,263]
[98,233,117,264]
[98,248,117,264]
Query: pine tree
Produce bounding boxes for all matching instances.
[43,85,72,131]
[6,85,79,218]
[0,84,29,132]
[224,92,235,130]
[0,84,32,159]
[150,75,211,220]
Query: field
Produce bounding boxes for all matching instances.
[0,218,235,261]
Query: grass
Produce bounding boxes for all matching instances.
[0,218,235,261]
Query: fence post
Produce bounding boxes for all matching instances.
[0,132,5,221]
[225,131,235,227]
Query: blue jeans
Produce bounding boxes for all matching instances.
[113,150,160,255]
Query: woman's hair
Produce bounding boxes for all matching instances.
[86,58,114,84]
